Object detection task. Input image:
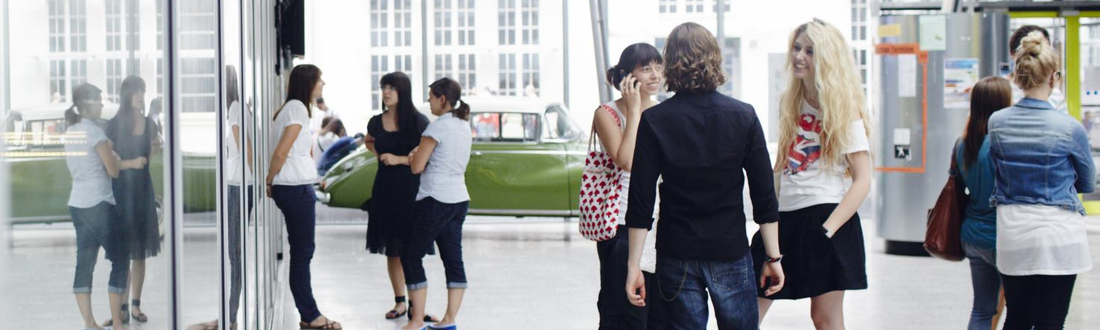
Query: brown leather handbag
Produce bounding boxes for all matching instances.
[925,143,968,261]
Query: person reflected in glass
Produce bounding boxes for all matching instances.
[64,83,134,330]
[400,78,473,330]
[314,118,345,167]
[989,31,1094,330]
[360,72,440,323]
[106,75,161,326]
[955,77,1013,330]
[266,64,343,330]
[591,43,666,330]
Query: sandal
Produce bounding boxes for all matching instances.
[385,296,408,319]
[102,303,131,327]
[131,299,149,323]
[299,316,342,330]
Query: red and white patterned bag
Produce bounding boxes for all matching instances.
[578,105,624,241]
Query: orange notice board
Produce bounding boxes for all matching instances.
[875,43,928,174]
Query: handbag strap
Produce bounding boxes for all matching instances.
[588,104,624,153]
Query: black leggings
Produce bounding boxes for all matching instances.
[1000,273,1077,330]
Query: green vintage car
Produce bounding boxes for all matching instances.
[316,97,588,217]
[3,104,217,224]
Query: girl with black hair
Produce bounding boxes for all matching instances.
[64,83,133,330]
[360,71,438,323]
[266,64,342,330]
[106,75,159,326]
[400,78,471,330]
[592,42,666,330]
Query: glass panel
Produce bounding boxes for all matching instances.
[500,112,537,141]
[2,0,171,328]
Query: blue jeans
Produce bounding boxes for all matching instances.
[655,252,758,330]
[71,202,130,294]
[402,197,469,291]
[271,184,321,322]
[227,185,253,324]
[963,242,1001,330]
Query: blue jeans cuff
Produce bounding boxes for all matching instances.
[73,287,92,294]
[407,281,429,291]
[108,285,127,294]
[447,282,468,289]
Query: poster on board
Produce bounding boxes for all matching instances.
[945,58,980,109]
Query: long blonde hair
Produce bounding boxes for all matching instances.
[774,19,871,174]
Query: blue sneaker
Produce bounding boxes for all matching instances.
[427,323,457,330]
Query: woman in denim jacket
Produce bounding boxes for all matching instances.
[988,31,1095,329]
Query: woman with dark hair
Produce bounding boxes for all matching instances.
[624,22,784,329]
[266,64,342,330]
[106,75,159,326]
[592,42,665,330]
[361,72,437,322]
[400,78,471,330]
[956,77,1012,330]
[64,83,133,330]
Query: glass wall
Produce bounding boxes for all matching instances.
[0,0,282,329]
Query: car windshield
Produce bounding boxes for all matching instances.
[543,106,582,140]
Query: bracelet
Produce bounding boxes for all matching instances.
[765,255,783,264]
[821,225,833,238]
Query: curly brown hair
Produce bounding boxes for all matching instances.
[663,22,726,93]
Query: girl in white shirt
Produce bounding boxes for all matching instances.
[400,78,473,330]
[266,64,342,330]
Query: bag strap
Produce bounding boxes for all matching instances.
[588,104,624,153]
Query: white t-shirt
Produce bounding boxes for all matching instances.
[64,119,116,208]
[778,101,870,212]
[226,101,254,186]
[416,112,472,203]
[997,204,1092,276]
[1007,75,1068,113]
[270,100,319,186]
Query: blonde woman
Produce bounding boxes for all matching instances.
[989,31,1093,330]
[751,19,872,330]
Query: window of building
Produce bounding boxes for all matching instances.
[69,0,87,52]
[498,0,516,45]
[180,58,216,112]
[371,0,389,47]
[458,0,475,46]
[434,0,453,46]
[179,0,216,50]
[49,0,66,53]
[50,60,67,102]
[395,0,412,47]
[46,0,88,102]
[720,38,740,98]
[371,55,390,110]
[106,58,123,103]
[71,60,87,87]
[685,0,704,13]
[435,54,453,81]
[522,53,539,97]
[659,0,677,14]
[458,54,476,95]
[521,0,538,45]
[499,53,517,96]
[396,54,412,73]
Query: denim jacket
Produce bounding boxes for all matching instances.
[988,97,1096,215]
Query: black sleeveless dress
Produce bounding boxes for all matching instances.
[107,116,161,260]
[365,112,434,257]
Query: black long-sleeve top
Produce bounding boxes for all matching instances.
[625,90,780,261]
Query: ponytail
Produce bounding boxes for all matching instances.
[429,78,470,121]
[65,106,81,127]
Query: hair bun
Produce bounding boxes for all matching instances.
[1020,31,1047,56]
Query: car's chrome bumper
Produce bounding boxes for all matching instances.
[313,185,331,204]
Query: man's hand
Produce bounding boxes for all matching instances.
[626,266,647,307]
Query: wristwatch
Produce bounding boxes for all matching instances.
[765,255,783,264]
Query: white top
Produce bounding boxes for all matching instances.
[270,100,320,186]
[778,101,870,212]
[312,132,338,165]
[416,112,472,203]
[226,101,254,186]
[603,101,628,226]
[996,204,1092,276]
[639,176,661,274]
[64,119,116,208]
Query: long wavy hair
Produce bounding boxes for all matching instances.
[775,19,871,174]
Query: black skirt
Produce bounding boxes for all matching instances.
[750,203,867,300]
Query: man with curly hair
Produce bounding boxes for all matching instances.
[623,22,786,329]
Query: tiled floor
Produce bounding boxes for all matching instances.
[6,207,1100,330]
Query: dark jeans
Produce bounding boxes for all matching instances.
[71,202,130,294]
[596,229,647,330]
[1001,273,1077,330]
[644,271,667,330]
[271,184,321,322]
[963,242,1001,330]
[402,197,468,290]
[227,185,253,324]
[655,252,758,330]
